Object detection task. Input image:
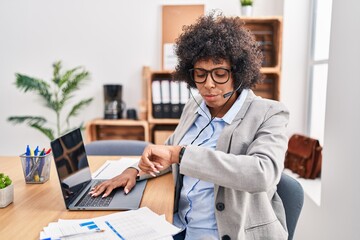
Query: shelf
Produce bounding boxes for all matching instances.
[148,119,180,125]
[243,17,282,69]
[85,119,149,142]
[252,73,280,100]
[140,17,283,144]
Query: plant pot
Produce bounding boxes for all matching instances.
[241,5,253,16]
[0,183,14,208]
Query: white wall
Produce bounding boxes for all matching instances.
[0,0,286,156]
[294,0,360,239]
[282,0,310,136]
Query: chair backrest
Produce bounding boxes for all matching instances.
[85,140,149,156]
[277,173,304,240]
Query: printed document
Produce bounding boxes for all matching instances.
[40,207,180,240]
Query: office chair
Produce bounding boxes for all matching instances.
[277,172,304,240]
[84,139,149,156]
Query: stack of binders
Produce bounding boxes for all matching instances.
[151,79,190,119]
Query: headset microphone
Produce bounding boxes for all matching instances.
[223,82,242,98]
[223,91,233,98]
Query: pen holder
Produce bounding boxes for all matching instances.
[20,153,52,184]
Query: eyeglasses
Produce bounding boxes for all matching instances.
[189,67,231,84]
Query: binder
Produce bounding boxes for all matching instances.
[170,81,181,118]
[152,80,163,118]
[161,80,171,118]
[180,81,190,113]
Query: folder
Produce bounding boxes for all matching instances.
[152,80,163,118]
[180,82,190,113]
[161,80,171,118]
[170,81,181,118]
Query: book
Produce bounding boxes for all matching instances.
[161,80,171,118]
[170,81,181,118]
[180,81,190,113]
[152,80,163,118]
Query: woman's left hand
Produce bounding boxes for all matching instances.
[139,145,181,176]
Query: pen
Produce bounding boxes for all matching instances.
[30,148,34,166]
[33,146,40,181]
[25,147,41,181]
[30,148,36,181]
[58,229,105,239]
[25,145,31,176]
[45,148,52,155]
[34,146,39,156]
[38,148,46,177]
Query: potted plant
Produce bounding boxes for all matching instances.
[241,0,253,16]
[0,173,13,208]
[7,61,93,140]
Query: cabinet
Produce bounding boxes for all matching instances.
[85,119,149,143]
[242,17,283,100]
[144,17,283,143]
[143,67,180,144]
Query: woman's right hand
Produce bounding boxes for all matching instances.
[88,167,138,198]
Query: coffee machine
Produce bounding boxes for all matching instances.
[103,84,125,119]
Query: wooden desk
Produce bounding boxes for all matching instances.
[0,156,174,240]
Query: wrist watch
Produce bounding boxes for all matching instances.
[179,146,187,163]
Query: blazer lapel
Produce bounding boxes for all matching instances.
[216,90,257,152]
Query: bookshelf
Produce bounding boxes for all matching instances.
[85,17,283,145]
[143,17,283,144]
[243,16,283,100]
[143,67,182,144]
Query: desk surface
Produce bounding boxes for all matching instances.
[0,156,174,240]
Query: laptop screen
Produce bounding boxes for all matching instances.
[51,128,92,207]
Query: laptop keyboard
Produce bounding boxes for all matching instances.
[75,181,116,207]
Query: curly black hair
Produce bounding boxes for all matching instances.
[173,12,264,91]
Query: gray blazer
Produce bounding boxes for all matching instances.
[166,90,289,240]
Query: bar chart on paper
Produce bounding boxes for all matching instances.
[40,207,180,240]
[105,213,167,240]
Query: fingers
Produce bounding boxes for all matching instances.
[88,169,138,197]
[124,177,136,195]
[102,186,115,198]
[89,182,110,197]
[139,155,159,176]
[139,147,167,176]
[138,161,162,177]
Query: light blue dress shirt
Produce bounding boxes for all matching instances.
[173,89,249,240]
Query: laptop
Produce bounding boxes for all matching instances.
[50,128,147,210]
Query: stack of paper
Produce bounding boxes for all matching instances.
[40,207,180,240]
[92,158,140,179]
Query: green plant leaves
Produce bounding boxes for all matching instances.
[0,173,12,189]
[66,98,93,120]
[241,0,253,6]
[8,61,93,140]
[7,116,55,140]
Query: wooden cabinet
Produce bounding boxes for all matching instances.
[243,17,283,100]
[143,67,180,144]
[85,119,149,143]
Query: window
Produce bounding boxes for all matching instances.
[308,0,333,144]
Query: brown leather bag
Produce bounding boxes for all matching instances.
[284,134,322,179]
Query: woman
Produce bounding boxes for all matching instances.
[90,13,289,240]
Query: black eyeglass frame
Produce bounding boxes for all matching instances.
[188,67,232,84]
